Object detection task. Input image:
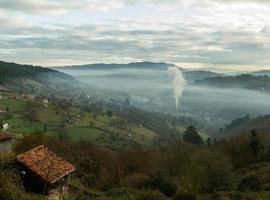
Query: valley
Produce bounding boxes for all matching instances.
[1,61,270,200]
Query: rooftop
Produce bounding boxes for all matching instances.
[0,132,13,140]
[17,145,75,184]
[0,86,8,91]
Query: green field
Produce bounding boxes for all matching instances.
[66,126,106,141]
[4,117,44,134]
[0,94,162,145]
[0,99,28,112]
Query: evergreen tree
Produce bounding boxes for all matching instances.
[248,129,261,159]
[183,125,203,145]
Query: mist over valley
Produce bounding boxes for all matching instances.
[53,62,270,133]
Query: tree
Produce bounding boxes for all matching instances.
[183,126,203,145]
[106,110,113,118]
[145,176,177,197]
[189,149,232,192]
[124,98,130,107]
[90,121,94,127]
[238,175,261,192]
[43,124,47,133]
[248,130,261,159]
[136,190,168,200]
[206,137,212,147]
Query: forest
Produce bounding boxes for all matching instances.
[2,128,270,200]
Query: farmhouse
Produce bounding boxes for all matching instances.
[0,132,13,154]
[0,86,8,92]
[17,145,75,199]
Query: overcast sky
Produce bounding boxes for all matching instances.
[0,0,270,71]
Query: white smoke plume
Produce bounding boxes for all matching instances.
[167,67,186,110]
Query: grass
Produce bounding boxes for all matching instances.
[4,117,44,134]
[66,126,106,141]
[35,107,63,126]
[70,178,104,197]
[0,99,28,112]
[0,93,161,145]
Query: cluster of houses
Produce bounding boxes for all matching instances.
[0,131,75,200]
[0,89,75,199]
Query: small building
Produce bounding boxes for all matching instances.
[43,99,49,107]
[0,86,8,93]
[0,132,13,154]
[16,145,75,199]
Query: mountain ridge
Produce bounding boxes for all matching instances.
[0,60,78,96]
[53,61,180,70]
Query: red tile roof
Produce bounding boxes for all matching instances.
[16,145,75,184]
[0,132,13,140]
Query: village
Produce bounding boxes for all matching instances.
[0,87,75,199]
[0,88,165,200]
[3,77,270,200]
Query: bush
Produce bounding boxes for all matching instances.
[81,173,98,187]
[121,173,150,189]
[173,191,197,200]
[229,192,243,200]
[144,176,177,197]
[136,190,168,200]
[189,149,232,192]
[0,170,43,200]
[106,187,137,198]
[237,175,261,192]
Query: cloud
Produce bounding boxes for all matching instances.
[0,0,270,69]
[0,0,68,15]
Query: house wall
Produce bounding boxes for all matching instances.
[0,139,12,154]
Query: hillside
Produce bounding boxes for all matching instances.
[54,61,179,70]
[0,91,190,147]
[183,70,222,82]
[252,70,270,76]
[54,62,221,82]
[2,77,270,200]
[194,74,270,92]
[0,61,78,96]
[220,114,270,137]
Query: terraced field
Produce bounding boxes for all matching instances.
[0,92,162,145]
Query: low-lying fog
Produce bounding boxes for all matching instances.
[56,67,270,131]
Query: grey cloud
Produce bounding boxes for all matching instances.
[0,0,269,67]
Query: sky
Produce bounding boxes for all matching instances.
[0,0,270,71]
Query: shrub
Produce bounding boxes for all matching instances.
[0,170,43,200]
[237,175,261,192]
[173,191,197,200]
[121,173,150,189]
[189,149,232,192]
[106,187,137,198]
[136,190,168,200]
[144,176,177,197]
[229,192,243,200]
[81,173,98,187]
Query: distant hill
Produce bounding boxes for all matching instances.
[54,62,225,83]
[252,70,270,76]
[194,74,270,92]
[54,61,179,70]
[184,70,222,82]
[221,114,270,137]
[0,61,78,96]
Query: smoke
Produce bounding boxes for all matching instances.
[167,67,186,109]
